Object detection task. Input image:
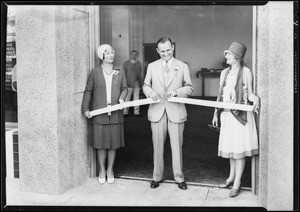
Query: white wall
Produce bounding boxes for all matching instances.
[143,6,253,96]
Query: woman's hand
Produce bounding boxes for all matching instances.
[119,99,125,110]
[212,114,219,127]
[253,96,260,114]
[85,111,91,119]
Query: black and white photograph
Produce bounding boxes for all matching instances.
[1,1,298,210]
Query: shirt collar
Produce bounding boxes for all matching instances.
[162,57,174,69]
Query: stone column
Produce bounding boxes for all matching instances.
[15,6,91,194]
[256,2,294,210]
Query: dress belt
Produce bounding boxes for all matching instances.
[107,103,111,116]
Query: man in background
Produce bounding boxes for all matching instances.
[123,50,143,116]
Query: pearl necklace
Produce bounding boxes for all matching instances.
[102,65,113,75]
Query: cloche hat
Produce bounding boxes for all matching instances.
[97,44,113,60]
[224,42,247,59]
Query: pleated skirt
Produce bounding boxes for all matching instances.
[218,111,259,159]
[91,123,125,149]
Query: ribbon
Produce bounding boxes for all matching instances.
[167,97,254,112]
[89,98,160,117]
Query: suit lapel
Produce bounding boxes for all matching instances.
[166,58,178,88]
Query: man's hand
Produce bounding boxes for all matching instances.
[166,90,178,98]
[149,92,158,101]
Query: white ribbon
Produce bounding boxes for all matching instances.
[167,97,254,112]
[89,98,160,117]
[89,97,253,117]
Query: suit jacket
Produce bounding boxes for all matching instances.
[143,58,193,123]
[123,60,143,88]
[82,66,128,124]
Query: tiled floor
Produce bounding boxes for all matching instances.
[5,177,261,208]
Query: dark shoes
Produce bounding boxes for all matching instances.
[177,181,187,190]
[150,180,187,190]
[218,179,234,189]
[150,180,163,189]
[229,186,241,198]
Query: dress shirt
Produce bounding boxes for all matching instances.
[102,68,113,104]
[161,57,174,70]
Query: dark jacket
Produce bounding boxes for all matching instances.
[123,60,143,88]
[82,66,128,124]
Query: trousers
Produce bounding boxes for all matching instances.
[124,81,140,114]
[150,111,185,183]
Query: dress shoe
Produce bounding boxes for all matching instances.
[150,180,163,189]
[229,186,241,198]
[107,172,115,184]
[107,176,115,184]
[98,176,106,184]
[178,181,187,190]
[218,179,234,188]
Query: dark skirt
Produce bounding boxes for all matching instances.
[91,123,124,149]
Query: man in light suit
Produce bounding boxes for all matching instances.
[143,37,193,190]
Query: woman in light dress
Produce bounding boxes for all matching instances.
[212,42,260,197]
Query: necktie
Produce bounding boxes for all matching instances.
[163,61,169,98]
[164,61,169,73]
[163,61,170,86]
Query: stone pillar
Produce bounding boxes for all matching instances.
[256,2,294,210]
[15,6,91,194]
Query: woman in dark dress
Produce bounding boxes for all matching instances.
[82,44,128,184]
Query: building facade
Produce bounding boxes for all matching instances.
[5,2,295,210]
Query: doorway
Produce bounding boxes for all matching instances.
[91,5,256,193]
[114,104,252,188]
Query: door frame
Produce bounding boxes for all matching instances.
[88,5,100,178]
[89,6,259,194]
[251,5,258,195]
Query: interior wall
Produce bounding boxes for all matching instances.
[100,6,112,52]
[111,6,129,68]
[143,6,253,96]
